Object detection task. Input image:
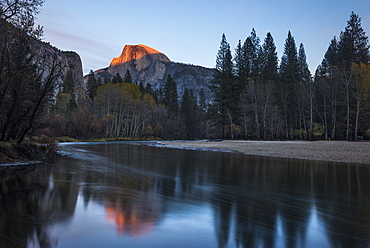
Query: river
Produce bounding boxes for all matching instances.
[0,142,370,248]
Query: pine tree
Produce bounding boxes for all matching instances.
[279,31,300,138]
[103,77,110,84]
[123,69,132,83]
[144,83,158,102]
[67,95,78,112]
[62,71,75,94]
[249,28,260,49]
[337,12,370,140]
[249,28,263,80]
[112,72,123,84]
[236,29,263,82]
[314,12,370,141]
[211,33,237,138]
[280,31,299,82]
[298,43,311,83]
[261,32,278,81]
[325,37,339,67]
[180,89,199,139]
[87,70,101,100]
[61,70,77,111]
[316,37,338,78]
[234,40,246,89]
[315,36,341,140]
[199,88,207,113]
[139,82,145,95]
[216,34,234,77]
[235,30,262,88]
[316,37,339,82]
[163,74,178,114]
[338,12,370,67]
[297,43,314,139]
[241,37,254,80]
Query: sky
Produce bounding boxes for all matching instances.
[36,0,370,75]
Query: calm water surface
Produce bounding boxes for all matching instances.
[1,142,370,248]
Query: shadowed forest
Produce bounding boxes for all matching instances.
[0,1,369,143]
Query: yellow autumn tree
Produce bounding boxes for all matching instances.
[95,82,157,138]
[352,62,370,140]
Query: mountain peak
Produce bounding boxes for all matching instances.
[110,44,170,67]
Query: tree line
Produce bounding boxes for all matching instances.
[45,69,207,140]
[211,12,370,141]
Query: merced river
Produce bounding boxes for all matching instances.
[1,141,370,248]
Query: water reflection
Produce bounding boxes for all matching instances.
[0,165,79,248]
[0,142,370,248]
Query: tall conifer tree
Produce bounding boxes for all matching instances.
[62,71,75,94]
[163,74,178,114]
[261,32,278,81]
[180,89,199,139]
[211,34,237,138]
[325,37,339,67]
[338,12,370,67]
[279,31,300,138]
[112,72,123,84]
[123,69,133,83]
[297,43,313,139]
[241,37,254,80]
[298,43,311,83]
[280,31,299,83]
[87,70,100,100]
[234,40,247,91]
[337,12,370,140]
[249,28,263,79]
[315,37,341,140]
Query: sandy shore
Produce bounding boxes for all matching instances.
[159,140,370,165]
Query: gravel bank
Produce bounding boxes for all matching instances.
[159,140,370,165]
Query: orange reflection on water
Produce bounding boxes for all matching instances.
[105,204,154,237]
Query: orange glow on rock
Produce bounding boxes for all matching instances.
[110,44,169,67]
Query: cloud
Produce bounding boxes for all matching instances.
[41,26,119,74]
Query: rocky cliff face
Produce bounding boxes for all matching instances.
[94,44,214,102]
[0,19,84,91]
[32,41,84,89]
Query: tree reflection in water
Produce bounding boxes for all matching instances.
[0,164,79,248]
[1,142,370,248]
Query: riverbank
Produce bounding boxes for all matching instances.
[159,140,370,165]
[0,141,55,167]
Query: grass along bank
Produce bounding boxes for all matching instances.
[0,140,58,165]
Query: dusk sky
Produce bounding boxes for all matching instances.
[36,0,370,75]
